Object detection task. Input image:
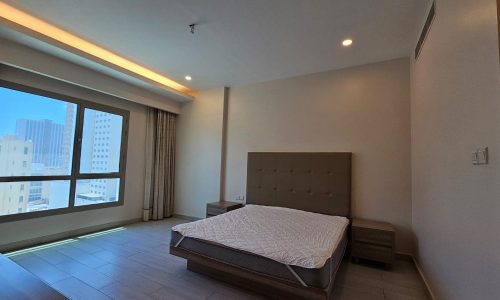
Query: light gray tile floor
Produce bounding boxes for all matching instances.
[6,218,428,299]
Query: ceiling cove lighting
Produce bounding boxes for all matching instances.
[185,75,192,81]
[342,39,353,47]
[0,1,194,97]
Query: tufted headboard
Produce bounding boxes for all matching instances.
[246,152,352,217]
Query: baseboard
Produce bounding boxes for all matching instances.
[173,214,202,221]
[412,256,437,300]
[395,252,436,300]
[0,218,141,253]
[411,256,437,300]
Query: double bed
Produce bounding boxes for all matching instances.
[170,152,352,300]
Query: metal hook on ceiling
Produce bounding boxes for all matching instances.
[189,23,196,34]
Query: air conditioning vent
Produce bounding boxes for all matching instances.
[415,1,436,60]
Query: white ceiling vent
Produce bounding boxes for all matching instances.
[415,1,436,60]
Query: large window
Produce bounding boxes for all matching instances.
[0,81,129,222]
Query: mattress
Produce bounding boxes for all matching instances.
[170,229,347,289]
[171,205,348,289]
[172,205,349,269]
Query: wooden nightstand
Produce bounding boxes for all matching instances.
[351,218,395,268]
[206,201,244,218]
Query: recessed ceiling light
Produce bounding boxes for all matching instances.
[185,75,192,81]
[342,39,353,47]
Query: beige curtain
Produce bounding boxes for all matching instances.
[143,108,176,221]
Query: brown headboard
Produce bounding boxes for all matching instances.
[246,152,352,217]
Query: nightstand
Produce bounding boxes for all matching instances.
[351,218,395,268]
[206,201,244,218]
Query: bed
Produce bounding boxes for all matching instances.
[170,152,352,300]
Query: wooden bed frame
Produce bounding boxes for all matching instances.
[170,152,352,300]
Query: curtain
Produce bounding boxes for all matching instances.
[143,108,176,221]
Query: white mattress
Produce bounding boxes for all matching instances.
[172,205,349,269]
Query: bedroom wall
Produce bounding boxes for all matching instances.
[0,66,149,249]
[174,88,225,218]
[224,58,413,253]
[411,0,500,299]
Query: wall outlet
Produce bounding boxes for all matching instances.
[235,195,245,201]
[472,151,479,164]
[477,147,488,165]
[472,147,488,165]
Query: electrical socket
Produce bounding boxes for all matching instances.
[472,147,488,165]
[478,147,488,165]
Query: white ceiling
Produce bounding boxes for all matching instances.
[1,0,422,92]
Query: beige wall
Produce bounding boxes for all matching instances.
[0,66,148,248]
[225,58,413,253]
[411,0,500,299]
[175,59,413,252]
[174,88,225,218]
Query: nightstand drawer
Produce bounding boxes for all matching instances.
[352,243,394,263]
[206,201,244,218]
[207,206,228,215]
[353,228,394,247]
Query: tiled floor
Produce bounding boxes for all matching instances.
[6,218,428,300]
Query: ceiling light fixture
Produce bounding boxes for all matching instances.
[342,39,353,47]
[0,1,194,97]
[185,75,192,81]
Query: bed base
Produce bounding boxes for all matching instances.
[170,245,334,300]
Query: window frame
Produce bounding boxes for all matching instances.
[0,80,129,223]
